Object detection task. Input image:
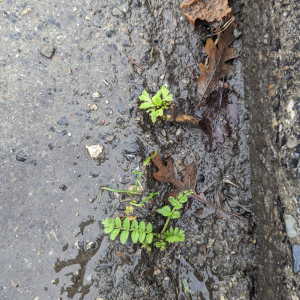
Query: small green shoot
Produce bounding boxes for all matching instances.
[130,192,159,207]
[99,171,158,207]
[139,85,173,123]
[102,190,193,251]
[143,151,157,166]
[182,279,191,300]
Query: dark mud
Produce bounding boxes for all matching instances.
[1,0,258,299]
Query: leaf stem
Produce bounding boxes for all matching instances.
[160,198,181,235]
[115,226,157,236]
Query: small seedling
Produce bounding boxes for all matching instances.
[139,85,173,123]
[102,190,193,251]
[99,171,158,207]
[143,151,157,166]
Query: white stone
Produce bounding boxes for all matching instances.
[86,145,103,159]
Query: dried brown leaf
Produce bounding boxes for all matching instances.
[196,24,239,106]
[152,152,196,202]
[180,0,232,25]
[152,152,243,219]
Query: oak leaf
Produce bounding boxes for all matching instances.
[197,24,239,106]
[196,87,239,152]
[151,152,243,219]
[180,0,232,25]
[151,152,196,202]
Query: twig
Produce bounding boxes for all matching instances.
[128,56,144,70]
[102,24,115,30]
[225,195,252,213]
[192,192,245,220]
[185,63,195,69]
[189,68,195,79]
[103,79,110,86]
[223,179,239,188]
[159,3,168,16]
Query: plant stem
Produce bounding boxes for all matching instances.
[115,226,157,236]
[160,198,181,235]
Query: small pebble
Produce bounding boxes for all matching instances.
[67,133,72,137]
[57,116,68,125]
[284,214,297,238]
[93,92,102,98]
[21,7,32,15]
[40,45,55,59]
[293,244,300,274]
[76,213,79,216]
[16,150,27,162]
[91,104,98,111]
[86,145,104,159]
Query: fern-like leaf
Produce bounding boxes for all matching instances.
[146,233,153,244]
[146,223,152,232]
[123,217,130,230]
[131,231,139,243]
[139,231,146,243]
[120,230,129,244]
[110,229,120,240]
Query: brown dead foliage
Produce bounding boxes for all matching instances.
[180,0,232,25]
[151,152,243,219]
[152,152,196,203]
[196,22,239,106]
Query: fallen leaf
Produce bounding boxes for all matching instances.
[152,152,196,202]
[197,23,239,105]
[180,0,232,25]
[152,152,242,219]
[129,216,137,221]
[196,87,239,152]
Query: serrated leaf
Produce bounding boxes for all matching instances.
[104,226,114,234]
[171,211,180,219]
[146,233,153,244]
[146,222,152,233]
[152,95,162,106]
[131,219,138,230]
[123,217,130,230]
[139,90,151,102]
[178,230,185,241]
[139,221,145,232]
[139,232,146,243]
[131,231,139,243]
[161,85,169,99]
[164,94,173,102]
[150,110,157,123]
[120,230,129,244]
[110,229,120,240]
[169,227,174,234]
[168,197,177,206]
[140,102,153,109]
[102,218,114,227]
[115,217,121,228]
[174,227,179,235]
[157,206,171,217]
[157,109,164,116]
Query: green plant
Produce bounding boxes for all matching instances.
[139,85,173,123]
[102,190,193,251]
[99,171,159,207]
[143,151,157,166]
